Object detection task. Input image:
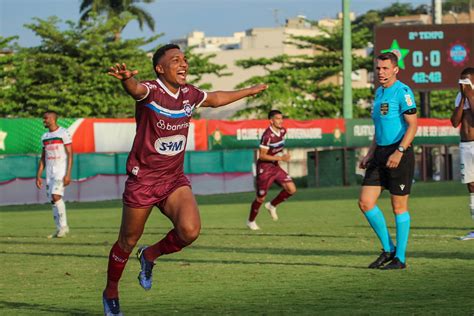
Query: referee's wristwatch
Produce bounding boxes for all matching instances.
[397,145,406,153]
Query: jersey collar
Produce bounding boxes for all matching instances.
[270,125,281,137]
[382,80,400,92]
[156,78,180,99]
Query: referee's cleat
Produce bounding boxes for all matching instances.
[102,292,123,316]
[380,257,406,270]
[368,249,395,269]
[137,246,155,291]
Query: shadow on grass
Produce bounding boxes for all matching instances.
[0,300,91,315]
[0,250,364,269]
[1,243,473,261]
[0,230,358,247]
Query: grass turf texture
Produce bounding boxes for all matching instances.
[0,181,473,315]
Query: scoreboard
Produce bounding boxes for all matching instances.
[374,24,473,91]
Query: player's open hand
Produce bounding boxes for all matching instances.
[35,177,42,189]
[248,84,268,96]
[108,63,139,81]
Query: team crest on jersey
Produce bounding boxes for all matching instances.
[183,101,193,117]
[380,103,389,115]
[182,87,189,93]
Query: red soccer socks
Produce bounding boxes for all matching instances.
[248,199,263,222]
[143,229,187,262]
[270,190,293,207]
[105,241,131,299]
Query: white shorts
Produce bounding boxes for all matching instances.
[460,142,474,184]
[46,178,65,198]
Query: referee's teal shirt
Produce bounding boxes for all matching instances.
[372,80,416,146]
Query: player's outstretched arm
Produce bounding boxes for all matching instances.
[108,63,148,101]
[201,84,267,108]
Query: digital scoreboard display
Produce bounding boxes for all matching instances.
[374,24,473,91]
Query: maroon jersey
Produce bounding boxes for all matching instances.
[258,126,287,165]
[126,78,207,185]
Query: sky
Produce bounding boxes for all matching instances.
[1,0,431,48]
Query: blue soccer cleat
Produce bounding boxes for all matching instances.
[137,246,155,291]
[102,292,123,316]
[459,231,474,241]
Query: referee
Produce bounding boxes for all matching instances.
[358,52,417,270]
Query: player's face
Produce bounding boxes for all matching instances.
[155,48,188,91]
[270,114,284,129]
[376,59,398,86]
[43,113,56,128]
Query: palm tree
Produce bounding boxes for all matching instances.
[80,0,156,40]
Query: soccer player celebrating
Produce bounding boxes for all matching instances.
[358,52,417,270]
[36,111,73,238]
[246,110,296,230]
[450,67,474,241]
[102,44,267,316]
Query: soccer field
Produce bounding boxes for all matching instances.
[1,181,473,315]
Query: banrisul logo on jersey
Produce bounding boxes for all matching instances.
[155,135,187,156]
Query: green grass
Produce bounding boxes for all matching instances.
[1,181,473,315]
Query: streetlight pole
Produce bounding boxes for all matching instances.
[343,0,352,119]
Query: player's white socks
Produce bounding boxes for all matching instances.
[52,202,61,230]
[470,193,474,221]
[54,199,68,229]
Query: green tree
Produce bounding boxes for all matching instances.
[80,0,156,41]
[353,3,429,45]
[442,0,472,13]
[234,24,372,119]
[0,15,229,118]
[0,36,22,116]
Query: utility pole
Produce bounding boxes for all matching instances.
[342,0,352,119]
[432,0,442,24]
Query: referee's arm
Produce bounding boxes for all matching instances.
[399,113,417,150]
[386,113,417,169]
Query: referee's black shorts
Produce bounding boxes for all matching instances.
[362,143,415,196]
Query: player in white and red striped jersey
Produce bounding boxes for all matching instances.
[36,111,73,238]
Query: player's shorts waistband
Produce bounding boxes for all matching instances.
[460,140,474,144]
[376,141,400,149]
[460,141,474,148]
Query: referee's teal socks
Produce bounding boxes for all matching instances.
[395,211,410,264]
[364,206,395,253]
